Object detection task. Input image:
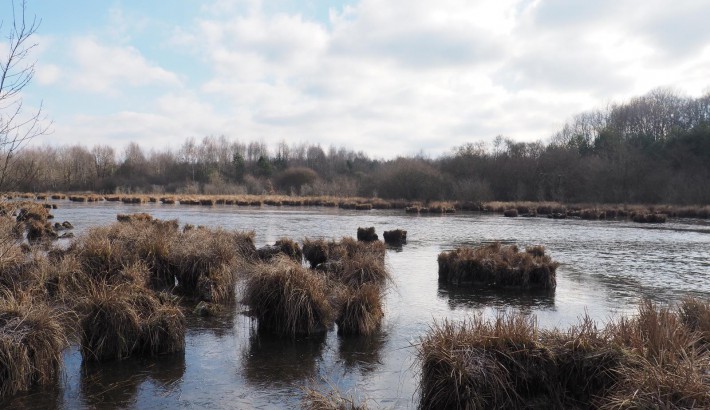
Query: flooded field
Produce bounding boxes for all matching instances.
[3,201,710,409]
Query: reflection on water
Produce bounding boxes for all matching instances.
[338,332,388,374]
[80,353,186,409]
[437,282,555,312]
[2,202,708,408]
[242,331,326,389]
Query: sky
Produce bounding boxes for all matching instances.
[7,0,710,158]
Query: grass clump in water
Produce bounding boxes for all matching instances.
[244,255,334,337]
[0,293,67,399]
[437,242,558,290]
[418,299,710,410]
[335,284,384,336]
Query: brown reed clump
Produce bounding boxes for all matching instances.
[503,208,518,217]
[79,285,143,361]
[418,300,710,410]
[79,284,185,361]
[139,304,186,356]
[383,229,407,246]
[0,294,68,399]
[336,284,383,336]
[678,297,710,343]
[257,238,303,263]
[25,220,58,242]
[437,242,558,290]
[356,227,378,242]
[602,300,710,409]
[418,313,558,409]
[116,213,154,222]
[170,228,253,302]
[302,384,369,410]
[303,239,330,268]
[309,238,389,288]
[632,213,667,223]
[244,256,333,337]
[69,218,252,300]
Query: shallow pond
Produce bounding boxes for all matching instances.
[3,201,710,409]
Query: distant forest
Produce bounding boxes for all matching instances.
[6,88,710,204]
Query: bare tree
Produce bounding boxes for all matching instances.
[0,0,51,192]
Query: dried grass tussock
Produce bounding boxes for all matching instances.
[335,284,384,336]
[244,256,334,337]
[418,298,710,410]
[0,293,68,399]
[68,216,255,301]
[438,243,559,290]
[79,284,185,362]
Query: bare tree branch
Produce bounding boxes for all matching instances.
[0,0,52,193]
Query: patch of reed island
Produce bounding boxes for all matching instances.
[438,243,558,290]
[244,234,390,338]
[418,298,710,410]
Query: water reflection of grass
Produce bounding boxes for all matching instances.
[437,282,555,311]
[338,332,388,374]
[241,331,326,388]
[79,352,186,408]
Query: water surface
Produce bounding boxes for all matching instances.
[4,201,709,409]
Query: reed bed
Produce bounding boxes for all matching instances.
[438,243,558,290]
[418,298,710,410]
[244,256,334,337]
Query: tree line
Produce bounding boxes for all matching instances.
[4,88,710,205]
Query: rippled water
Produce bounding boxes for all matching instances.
[3,201,709,409]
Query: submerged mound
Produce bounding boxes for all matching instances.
[437,243,558,290]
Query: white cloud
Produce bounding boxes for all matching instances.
[34,0,710,158]
[35,63,61,85]
[69,37,181,94]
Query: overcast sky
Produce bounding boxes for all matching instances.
[10,0,710,158]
